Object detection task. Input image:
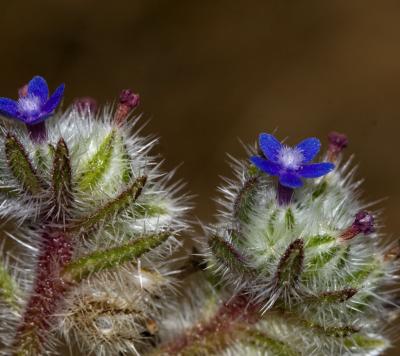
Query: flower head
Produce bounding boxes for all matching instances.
[0,76,64,125]
[250,133,334,188]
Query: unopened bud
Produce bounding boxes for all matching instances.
[114,89,140,126]
[340,211,374,240]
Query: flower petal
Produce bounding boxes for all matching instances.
[279,172,303,188]
[296,137,320,163]
[27,76,49,103]
[42,83,65,114]
[0,98,20,119]
[250,156,280,175]
[259,133,282,161]
[298,162,335,178]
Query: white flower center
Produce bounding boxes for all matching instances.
[277,146,304,170]
[18,96,41,114]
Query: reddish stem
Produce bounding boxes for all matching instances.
[160,294,260,355]
[12,229,73,354]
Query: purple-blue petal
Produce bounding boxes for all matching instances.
[298,162,335,178]
[0,98,20,119]
[279,172,303,188]
[296,137,320,163]
[250,156,280,176]
[259,133,282,162]
[27,76,49,104]
[42,83,65,115]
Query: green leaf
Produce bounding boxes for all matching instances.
[63,231,171,281]
[209,234,253,275]
[52,139,72,219]
[275,239,304,287]
[5,133,42,194]
[244,329,299,356]
[77,130,116,191]
[69,176,147,233]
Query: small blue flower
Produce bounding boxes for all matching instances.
[250,133,335,188]
[0,76,64,125]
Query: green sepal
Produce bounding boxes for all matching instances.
[285,208,295,230]
[233,175,259,224]
[5,133,42,195]
[69,176,147,233]
[209,234,253,275]
[305,234,335,248]
[52,138,72,219]
[243,329,299,356]
[0,260,20,309]
[275,239,304,288]
[343,334,387,349]
[268,209,278,235]
[304,288,358,304]
[34,147,48,173]
[62,231,170,282]
[312,181,328,200]
[77,130,116,191]
[120,137,133,183]
[307,246,340,271]
[345,261,377,286]
[131,202,167,218]
[300,318,359,337]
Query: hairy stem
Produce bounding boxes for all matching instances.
[12,229,73,355]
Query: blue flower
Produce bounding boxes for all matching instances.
[250,133,335,188]
[0,76,64,125]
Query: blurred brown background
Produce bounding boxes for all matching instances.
[1,0,400,354]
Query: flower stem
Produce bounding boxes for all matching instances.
[26,122,47,143]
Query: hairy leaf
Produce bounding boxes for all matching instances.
[63,231,171,281]
[5,133,42,194]
[69,175,146,233]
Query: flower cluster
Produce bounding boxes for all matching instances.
[0,75,397,356]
